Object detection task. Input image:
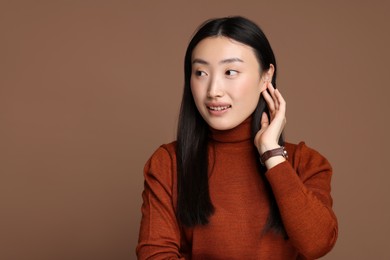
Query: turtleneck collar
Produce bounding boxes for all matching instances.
[209,116,253,143]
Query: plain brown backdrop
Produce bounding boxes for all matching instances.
[1,1,389,259]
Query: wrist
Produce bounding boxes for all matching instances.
[258,143,281,155]
[260,146,288,166]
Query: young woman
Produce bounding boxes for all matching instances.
[137,16,338,259]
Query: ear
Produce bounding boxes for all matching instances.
[259,64,275,92]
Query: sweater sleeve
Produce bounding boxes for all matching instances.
[265,142,338,259]
[136,146,185,260]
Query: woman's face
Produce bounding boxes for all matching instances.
[191,36,267,130]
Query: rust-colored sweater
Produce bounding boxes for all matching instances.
[137,118,338,259]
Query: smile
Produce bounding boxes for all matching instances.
[207,105,232,111]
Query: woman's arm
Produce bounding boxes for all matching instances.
[136,146,185,260]
[254,81,338,258]
[265,143,338,259]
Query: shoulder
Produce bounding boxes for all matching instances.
[145,141,177,171]
[284,141,332,177]
[143,141,178,190]
[285,141,329,162]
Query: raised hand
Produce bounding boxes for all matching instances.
[254,81,287,168]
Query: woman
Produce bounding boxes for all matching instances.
[137,16,338,259]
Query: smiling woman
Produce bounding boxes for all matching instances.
[136,16,338,259]
[190,36,270,130]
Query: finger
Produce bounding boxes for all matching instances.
[267,83,279,111]
[272,89,287,129]
[260,111,269,129]
[274,89,286,113]
[261,88,276,113]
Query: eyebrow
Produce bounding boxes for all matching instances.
[192,58,244,65]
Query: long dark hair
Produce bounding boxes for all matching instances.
[176,16,286,235]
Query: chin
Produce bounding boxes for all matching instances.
[206,119,241,131]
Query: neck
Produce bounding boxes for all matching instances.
[209,117,253,143]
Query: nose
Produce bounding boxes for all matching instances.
[207,76,224,98]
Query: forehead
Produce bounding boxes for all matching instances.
[192,36,258,63]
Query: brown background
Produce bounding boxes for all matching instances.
[1,1,389,259]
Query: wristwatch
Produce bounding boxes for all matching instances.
[260,146,288,165]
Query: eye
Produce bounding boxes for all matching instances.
[225,70,238,76]
[194,70,207,77]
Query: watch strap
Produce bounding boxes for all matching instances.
[260,146,288,165]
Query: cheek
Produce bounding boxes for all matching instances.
[190,84,197,101]
[190,79,204,101]
[190,78,196,96]
[235,78,261,100]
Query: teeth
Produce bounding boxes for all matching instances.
[208,105,231,111]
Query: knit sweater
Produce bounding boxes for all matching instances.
[137,118,338,259]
